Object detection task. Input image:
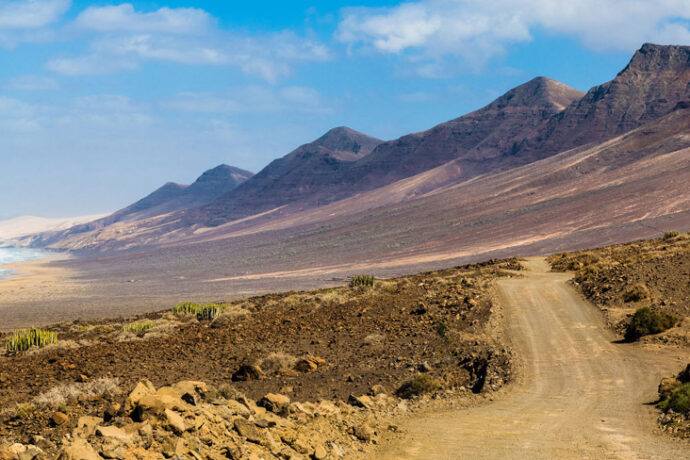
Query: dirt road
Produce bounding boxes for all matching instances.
[375,258,689,459]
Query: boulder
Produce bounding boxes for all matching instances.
[123,380,156,414]
[257,393,290,415]
[95,426,131,444]
[163,409,186,434]
[231,364,265,382]
[294,359,318,373]
[233,418,264,445]
[57,439,101,460]
[659,377,682,400]
[52,412,69,426]
[172,380,208,405]
[368,385,387,396]
[348,394,374,409]
[353,423,377,443]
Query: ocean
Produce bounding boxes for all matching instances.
[0,247,48,280]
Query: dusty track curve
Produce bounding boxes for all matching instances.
[375,258,689,459]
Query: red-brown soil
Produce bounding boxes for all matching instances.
[0,259,518,449]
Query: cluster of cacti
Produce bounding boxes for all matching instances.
[5,328,58,352]
[122,320,155,334]
[349,275,375,288]
[172,302,225,321]
[196,304,225,321]
[172,302,203,316]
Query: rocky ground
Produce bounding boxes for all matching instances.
[547,232,690,439]
[0,259,519,459]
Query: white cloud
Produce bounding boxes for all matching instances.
[42,4,330,81]
[47,28,331,82]
[3,75,59,90]
[338,0,690,71]
[0,0,70,29]
[74,3,214,34]
[164,86,332,115]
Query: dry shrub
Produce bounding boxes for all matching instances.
[396,374,439,399]
[259,352,298,376]
[363,333,385,346]
[34,378,121,408]
[623,283,650,302]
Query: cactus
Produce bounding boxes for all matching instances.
[349,275,375,288]
[5,328,58,352]
[172,302,202,316]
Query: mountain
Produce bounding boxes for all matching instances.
[192,127,382,225]
[66,164,254,234]
[115,164,254,221]
[21,44,690,255]
[189,77,584,226]
[533,43,690,156]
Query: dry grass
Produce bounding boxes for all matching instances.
[33,378,121,408]
[259,352,298,376]
[363,333,385,346]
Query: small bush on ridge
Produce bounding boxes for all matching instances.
[622,283,650,303]
[349,275,375,288]
[663,231,680,240]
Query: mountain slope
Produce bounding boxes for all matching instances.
[115,164,254,221]
[193,77,584,225]
[191,127,382,225]
[535,43,690,155]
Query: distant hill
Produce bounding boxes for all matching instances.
[0,214,107,243]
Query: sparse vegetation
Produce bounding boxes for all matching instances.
[396,373,440,399]
[13,403,36,420]
[172,302,225,321]
[623,283,650,303]
[33,378,121,409]
[122,320,155,334]
[435,319,448,340]
[197,304,225,321]
[172,302,202,316]
[349,274,375,288]
[659,383,690,415]
[5,328,58,353]
[259,352,297,376]
[663,230,680,240]
[625,307,678,342]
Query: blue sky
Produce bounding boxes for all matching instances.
[1,0,689,219]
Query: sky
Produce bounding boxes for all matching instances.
[0,0,689,219]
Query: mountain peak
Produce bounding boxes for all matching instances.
[193,164,254,185]
[487,77,584,112]
[311,126,382,156]
[619,43,690,75]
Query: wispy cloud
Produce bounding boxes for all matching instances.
[42,3,330,82]
[338,0,690,74]
[0,0,70,29]
[73,3,214,34]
